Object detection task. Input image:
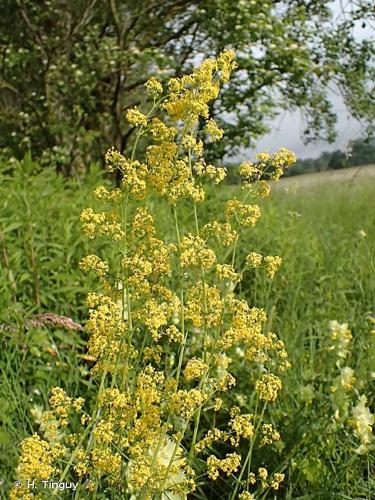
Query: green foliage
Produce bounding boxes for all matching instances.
[1,161,374,497]
[0,1,374,170]
[243,179,375,498]
[0,155,104,317]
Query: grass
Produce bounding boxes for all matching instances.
[0,159,374,498]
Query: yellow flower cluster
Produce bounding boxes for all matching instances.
[255,147,297,180]
[170,389,206,419]
[16,434,63,479]
[239,161,259,179]
[126,106,148,127]
[228,407,255,446]
[245,253,282,279]
[246,251,263,268]
[14,51,294,498]
[328,320,352,360]
[163,50,236,125]
[226,198,262,227]
[91,447,122,479]
[260,423,281,446]
[80,254,109,279]
[149,117,176,142]
[145,76,163,96]
[80,207,124,240]
[216,263,241,283]
[193,161,227,184]
[256,374,282,401]
[202,220,237,246]
[105,148,149,200]
[10,433,66,499]
[264,255,282,278]
[185,282,223,328]
[239,492,256,500]
[180,234,216,270]
[207,452,241,480]
[85,292,126,371]
[204,118,224,142]
[93,184,122,202]
[195,428,229,454]
[183,358,207,381]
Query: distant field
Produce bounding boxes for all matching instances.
[277,164,375,188]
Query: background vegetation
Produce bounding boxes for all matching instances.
[1,0,374,172]
[1,158,374,497]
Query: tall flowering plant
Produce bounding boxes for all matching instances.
[12,51,296,499]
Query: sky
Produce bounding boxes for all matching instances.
[245,1,374,161]
[246,100,364,160]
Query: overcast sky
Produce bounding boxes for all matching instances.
[244,1,374,161]
[246,100,364,160]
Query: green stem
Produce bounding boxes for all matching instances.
[230,401,267,500]
[157,424,188,495]
[173,204,186,389]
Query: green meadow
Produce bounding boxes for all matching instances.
[1,159,374,499]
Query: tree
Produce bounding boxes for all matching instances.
[0,0,374,173]
[348,137,375,166]
[327,149,347,169]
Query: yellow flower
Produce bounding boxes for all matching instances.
[126,107,148,127]
[226,199,261,227]
[80,254,109,279]
[351,395,374,454]
[246,252,263,269]
[239,161,259,179]
[239,493,255,500]
[264,255,282,278]
[180,234,216,270]
[91,447,122,478]
[183,358,207,381]
[258,466,268,480]
[15,434,61,481]
[228,407,254,446]
[145,76,163,96]
[207,453,241,480]
[256,374,282,402]
[149,117,176,142]
[170,389,206,419]
[204,118,224,142]
[216,264,240,283]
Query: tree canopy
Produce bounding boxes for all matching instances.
[1,0,374,173]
